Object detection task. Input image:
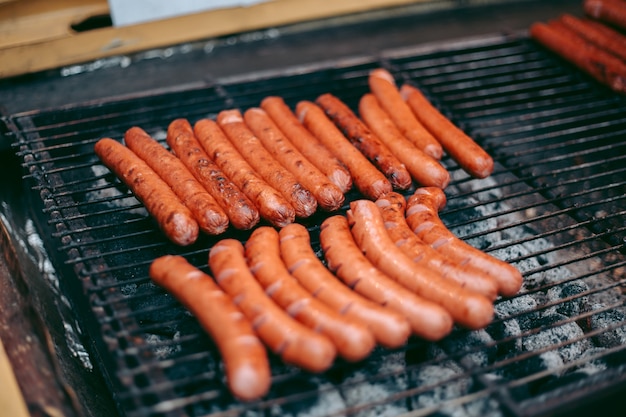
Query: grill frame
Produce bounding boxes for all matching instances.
[3,32,626,417]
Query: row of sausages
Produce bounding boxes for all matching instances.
[530,0,626,94]
[149,188,523,401]
[94,68,494,246]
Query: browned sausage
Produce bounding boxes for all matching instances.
[149,255,270,401]
[347,199,495,330]
[245,226,375,362]
[124,125,229,235]
[400,84,495,178]
[315,93,413,191]
[209,239,336,373]
[405,187,523,297]
[193,118,296,228]
[319,215,453,341]
[279,223,410,348]
[217,109,317,218]
[368,68,443,160]
[584,0,626,30]
[260,96,353,193]
[375,192,499,301]
[94,138,199,246]
[559,13,626,62]
[164,119,259,231]
[244,107,345,212]
[359,93,450,189]
[296,100,392,200]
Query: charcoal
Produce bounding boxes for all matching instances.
[589,305,626,348]
[408,362,472,410]
[546,281,590,318]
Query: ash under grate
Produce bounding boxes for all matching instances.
[3,34,626,417]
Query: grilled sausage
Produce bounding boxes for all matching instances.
[584,0,626,30]
[245,226,374,362]
[94,138,199,246]
[296,100,392,200]
[405,187,523,297]
[375,192,498,301]
[347,199,495,330]
[279,223,410,348]
[315,93,413,191]
[193,118,295,228]
[209,239,336,373]
[244,108,345,212]
[164,119,258,231]
[368,68,443,160]
[400,84,495,178]
[559,13,626,62]
[359,93,450,189]
[149,255,270,401]
[217,109,317,218]
[319,215,453,341]
[260,96,352,193]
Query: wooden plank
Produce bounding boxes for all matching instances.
[0,338,30,417]
[0,0,427,78]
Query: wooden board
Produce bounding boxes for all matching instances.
[0,0,428,79]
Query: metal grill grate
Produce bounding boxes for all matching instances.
[3,33,626,417]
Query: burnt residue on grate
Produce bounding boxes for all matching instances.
[3,34,626,417]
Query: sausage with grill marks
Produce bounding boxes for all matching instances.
[245,226,374,362]
[149,255,270,401]
[319,215,453,341]
[94,138,199,246]
[209,239,336,373]
[405,187,523,297]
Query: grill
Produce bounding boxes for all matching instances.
[3,32,626,417]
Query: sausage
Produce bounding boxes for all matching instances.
[559,13,626,62]
[149,255,270,401]
[315,93,413,191]
[296,100,392,200]
[405,187,523,298]
[319,215,453,341]
[260,96,353,193]
[193,118,296,228]
[529,21,626,94]
[400,84,495,178]
[359,93,450,189]
[279,223,410,348]
[368,68,443,160]
[208,239,336,373]
[245,226,374,362]
[584,0,626,30]
[375,192,499,301]
[347,199,495,330]
[163,119,258,231]
[94,138,199,246]
[124,125,229,235]
[244,108,345,212]
[217,109,317,218]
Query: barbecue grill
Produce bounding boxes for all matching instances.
[2,29,626,417]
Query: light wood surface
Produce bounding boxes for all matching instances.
[0,339,30,417]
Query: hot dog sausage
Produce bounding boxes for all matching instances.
[359,93,450,189]
[375,192,499,301]
[315,93,413,191]
[400,84,495,178]
[149,255,270,401]
[319,215,453,341]
[584,0,626,30]
[209,239,336,373]
[368,68,443,160]
[260,96,352,193]
[245,226,374,362]
[125,125,229,235]
[559,14,626,62]
[217,109,317,218]
[405,187,523,297]
[347,199,495,330]
[279,223,410,348]
[244,108,345,212]
[193,118,296,228]
[296,100,392,200]
[164,119,258,231]
[94,138,199,246]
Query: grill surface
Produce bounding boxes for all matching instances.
[3,32,626,417]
